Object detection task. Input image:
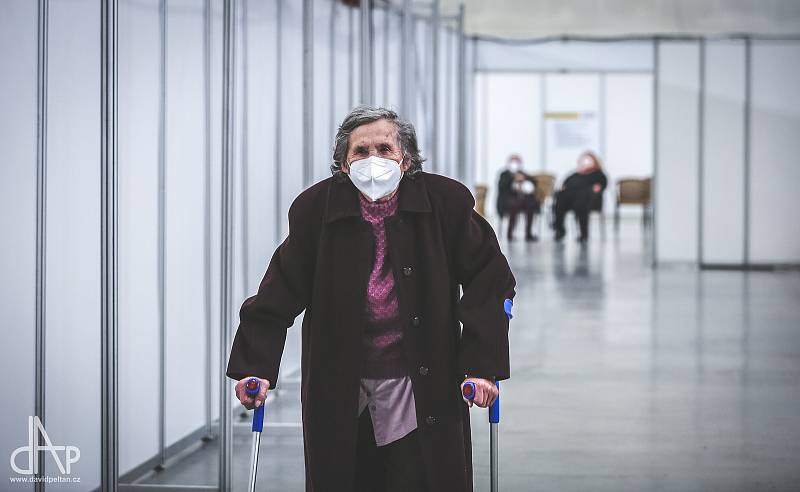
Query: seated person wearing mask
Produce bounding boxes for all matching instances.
[553,151,607,243]
[498,154,539,241]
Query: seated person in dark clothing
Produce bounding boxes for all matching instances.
[553,151,607,243]
[496,154,519,221]
[498,154,540,241]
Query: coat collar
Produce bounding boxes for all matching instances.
[325,172,432,223]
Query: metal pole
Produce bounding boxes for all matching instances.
[743,37,751,266]
[156,0,168,470]
[202,0,213,441]
[470,36,477,182]
[219,0,236,489]
[401,0,412,117]
[348,7,354,109]
[382,2,390,105]
[274,0,283,243]
[490,422,499,492]
[431,0,440,173]
[598,73,605,160]
[303,0,313,186]
[445,29,453,176]
[480,72,488,181]
[247,432,262,492]
[34,0,49,488]
[455,4,466,181]
[241,0,250,292]
[100,0,120,489]
[652,38,660,267]
[329,0,336,142]
[698,39,705,266]
[539,75,546,170]
[359,0,373,105]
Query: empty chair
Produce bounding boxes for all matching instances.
[475,184,488,217]
[531,173,555,235]
[614,177,652,230]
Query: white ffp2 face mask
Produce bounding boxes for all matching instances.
[347,155,403,202]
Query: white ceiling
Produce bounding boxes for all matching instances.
[437,0,800,39]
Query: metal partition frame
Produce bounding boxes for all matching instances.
[100,0,120,489]
[218,0,236,489]
[157,0,168,470]
[34,0,49,489]
[275,0,283,242]
[303,0,313,187]
[360,0,373,104]
[202,0,213,442]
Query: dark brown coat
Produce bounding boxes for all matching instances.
[227,172,515,491]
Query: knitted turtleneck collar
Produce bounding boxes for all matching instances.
[359,190,399,221]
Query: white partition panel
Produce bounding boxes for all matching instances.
[118,0,162,473]
[543,73,600,182]
[385,8,402,112]
[702,41,746,265]
[476,40,653,72]
[749,42,800,264]
[604,73,654,216]
[46,1,103,489]
[477,73,542,221]
[0,2,37,488]
[246,1,279,254]
[332,2,355,127]
[275,0,307,380]
[313,0,335,184]
[164,0,212,449]
[655,42,700,264]
[414,18,432,165]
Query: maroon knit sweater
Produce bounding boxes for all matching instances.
[359,192,407,378]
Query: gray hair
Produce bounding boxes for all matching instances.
[330,106,425,177]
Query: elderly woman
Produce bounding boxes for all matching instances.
[553,151,608,243]
[226,106,516,492]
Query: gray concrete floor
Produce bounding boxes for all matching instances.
[133,218,800,491]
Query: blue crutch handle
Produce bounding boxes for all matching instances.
[461,381,501,424]
[489,381,500,424]
[245,377,265,433]
[504,298,513,320]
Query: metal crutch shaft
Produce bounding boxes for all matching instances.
[463,380,501,492]
[245,377,265,492]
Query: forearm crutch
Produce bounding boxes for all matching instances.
[245,377,265,492]
[463,380,501,492]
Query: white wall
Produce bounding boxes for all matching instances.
[702,40,746,264]
[655,42,701,263]
[543,73,600,181]
[45,1,103,489]
[749,41,800,264]
[0,1,37,489]
[604,73,654,214]
[654,38,800,266]
[475,40,653,72]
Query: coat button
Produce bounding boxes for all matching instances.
[426,416,437,426]
[418,365,429,376]
[411,316,421,327]
[402,266,413,277]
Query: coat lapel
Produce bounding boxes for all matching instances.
[324,172,432,224]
